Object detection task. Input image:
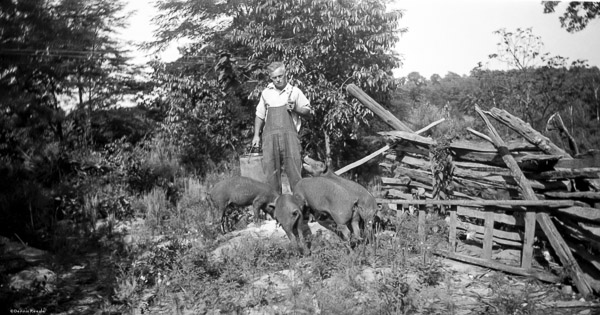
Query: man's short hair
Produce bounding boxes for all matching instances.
[267,61,285,74]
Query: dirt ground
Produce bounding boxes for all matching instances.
[2,217,599,315]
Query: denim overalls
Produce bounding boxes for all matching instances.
[261,98,302,194]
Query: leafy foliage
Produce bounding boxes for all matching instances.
[391,27,600,152]
[138,61,253,174]
[150,0,405,165]
[543,1,600,33]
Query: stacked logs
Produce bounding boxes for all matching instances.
[377,120,600,292]
[345,84,600,295]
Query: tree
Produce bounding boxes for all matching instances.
[474,27,600,149]
[480,28,558,128]
[150,0,405,166]
[0,0,133,147]
[543,1,600,33]
[0,0,136,238]
[490,28,543,70]
[53,0,135,144]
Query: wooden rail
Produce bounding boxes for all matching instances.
[375,198,575,208]
[378,199,561,284]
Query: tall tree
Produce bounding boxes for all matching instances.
[0,0,132,147]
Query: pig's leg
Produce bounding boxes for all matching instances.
[338,225,352,241]
[296,216,312,255]
[219,205,228,234]
[252,198,264,225]
[351,205,362,240]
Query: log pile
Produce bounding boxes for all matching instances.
[345,83,600,296]
[376,109,600,294]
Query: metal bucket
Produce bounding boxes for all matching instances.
[239,147,291,193]
[240,148,267,183]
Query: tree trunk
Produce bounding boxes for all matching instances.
[323,130,331,167]
[594,86,599,122]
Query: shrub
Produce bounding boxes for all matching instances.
[126,137,183,196]
[139,187,170,233]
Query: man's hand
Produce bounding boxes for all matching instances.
[251,135,261,148]
[286,100,295,112]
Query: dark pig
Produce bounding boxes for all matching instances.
[273,194,312,254]
[208,176,279,233]
[303,156,378,240]
[292,177,361,241]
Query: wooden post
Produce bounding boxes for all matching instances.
[346,84,413,132]
[522,210,536,269]
[483,211,494,259]
[475,105,592,297]
[434,250,560,283]
[449,205,457,252]
[487,107,571,158]
[418,205,426,249]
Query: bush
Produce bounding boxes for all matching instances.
[126,137,183,195]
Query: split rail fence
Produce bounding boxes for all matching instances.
[341,84,600,297]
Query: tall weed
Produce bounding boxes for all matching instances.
[141,187,169,233]
[172,176,218,237]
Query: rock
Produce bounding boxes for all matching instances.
[18,245,49,264]
[230,220,287,239]
[9,266,57,293]
[211,221,289,261]
[0,237,49,264]
[561,285,573,295]
[251,269,299,297]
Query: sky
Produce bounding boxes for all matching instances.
[118,0,600,79]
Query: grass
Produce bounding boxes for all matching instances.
[105,188,463,314]
[3,135,571,315]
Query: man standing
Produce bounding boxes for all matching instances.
[251,62,312,194]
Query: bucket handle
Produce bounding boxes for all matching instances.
[243,146,261,161]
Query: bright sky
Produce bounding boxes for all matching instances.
[119,0,600,79]
[392,0,600,78]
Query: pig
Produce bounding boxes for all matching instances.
[208,176,279,233]
[273,194,312,254]
[302,156,378,240]
[292,176,361,241]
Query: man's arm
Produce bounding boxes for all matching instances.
[251,116,264,147]
[293,106,311,117]
[293,88,312,117]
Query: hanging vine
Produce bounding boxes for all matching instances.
[429,139,454,211]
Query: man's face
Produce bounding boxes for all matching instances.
[269,67,287,90]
